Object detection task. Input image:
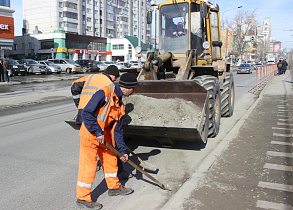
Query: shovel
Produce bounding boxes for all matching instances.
[126,146,158,172]
[104,141,170,191]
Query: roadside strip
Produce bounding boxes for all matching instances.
[161,71,292,210]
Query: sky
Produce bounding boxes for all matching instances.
[11,0,293,50]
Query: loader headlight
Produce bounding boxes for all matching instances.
[202,41,210,50]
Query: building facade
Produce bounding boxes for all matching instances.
[0,0,15,58]
[22,0,151,44]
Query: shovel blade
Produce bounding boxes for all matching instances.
[139,160,158,172]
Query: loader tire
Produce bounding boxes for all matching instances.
[221,72,235,117]
[193,76,221,138]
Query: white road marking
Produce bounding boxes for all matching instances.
[264,163,293,172]
[273,132,293,137]
[278,119,292,122]
[256,200,293,210]
[258,181,293,192]
[277,122,293,126]
[267,151,293,158]
[271,141,292,146]
[273,133,293,137]
[272,127,293,132]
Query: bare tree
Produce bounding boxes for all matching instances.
[226,10,257,60]
[255,38,270,63]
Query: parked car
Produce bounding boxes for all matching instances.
[17,59,47,75]
[6,59,27,76]
[97,61,115,71]
[103,61,115,66]
[114,62,125,70]
[129,61,139,68]
[237,63,253,74]
[119,62,131,68]
[38,61,61,74]
[47,59,81,73]
[267,61,275,65]
[254,63,263,70]
[96,61,108,71]
[74,59,100,72]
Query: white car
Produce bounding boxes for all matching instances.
[114,62,125,70]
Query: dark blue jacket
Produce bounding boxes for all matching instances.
[81,84,126,154]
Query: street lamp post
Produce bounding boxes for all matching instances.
[221,6,242,29]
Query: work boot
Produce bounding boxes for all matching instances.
[118,169,133,179]
[108,185,134,196]
[76,199,103,209]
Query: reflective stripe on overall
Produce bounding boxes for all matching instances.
[76,84,125,202]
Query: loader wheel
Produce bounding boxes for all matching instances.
[193,76,221,138]
[221,72,235,117]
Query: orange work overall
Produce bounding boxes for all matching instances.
[76,85,125,202]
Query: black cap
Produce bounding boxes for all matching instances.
[105,65,120,77]
[119,73,138,88]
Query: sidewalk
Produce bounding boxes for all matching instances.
[162,70,292,209]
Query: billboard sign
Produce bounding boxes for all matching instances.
[0,16,14,39]
[273,42,281,53]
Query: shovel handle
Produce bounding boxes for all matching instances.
[104,142,168,190]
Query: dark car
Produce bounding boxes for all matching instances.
[75,59,100,72]
[6,59,28,76]
[237,63,253,74]
[18,59,47,75]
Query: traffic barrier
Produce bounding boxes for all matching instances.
[256,64,277,95]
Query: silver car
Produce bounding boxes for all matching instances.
[237,63,253,74]
[96,61,108,71]
[38,61,62,74]
[18,59,47,75]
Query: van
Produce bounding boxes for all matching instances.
[47,59,81,73]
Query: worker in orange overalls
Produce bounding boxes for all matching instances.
[71,65,120,126]
[71,65,132,180]
[76,73,138,209]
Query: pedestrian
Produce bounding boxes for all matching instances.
[76,73,138,209]
[282,59,288,74]
[277,59,283,75]
[0,59,5,82]
[71,65,132,180]
[3,59,10,83]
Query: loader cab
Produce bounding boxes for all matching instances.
[159,1,222,60]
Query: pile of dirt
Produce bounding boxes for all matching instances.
[123,95,202,128]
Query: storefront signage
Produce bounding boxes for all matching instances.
[68,49,75,53]
[68,49,112,55]
[0,16,14,39]
[88,50,98,54]
[56,47,67,53]
[99,51,112,55]
[0,46,12,50]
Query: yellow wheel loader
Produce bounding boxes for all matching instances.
[123,0,235,146]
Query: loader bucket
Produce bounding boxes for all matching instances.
[122,80,209,144]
